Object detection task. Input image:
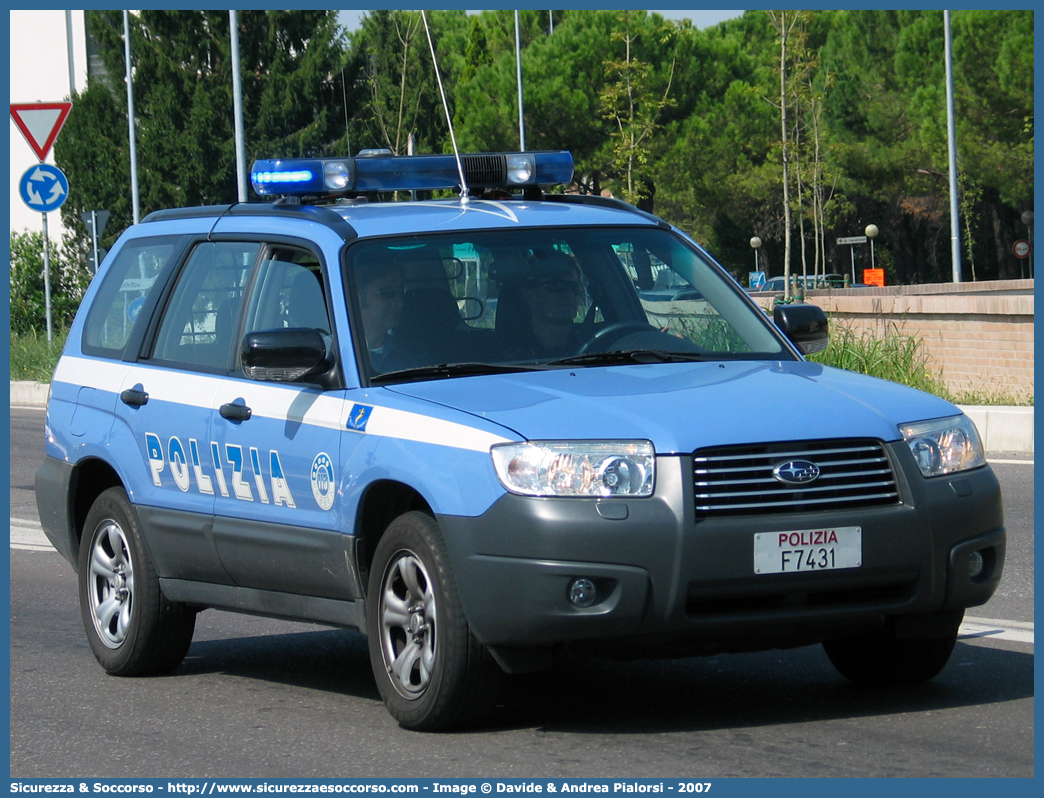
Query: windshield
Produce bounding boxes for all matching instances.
[344,226,790,382]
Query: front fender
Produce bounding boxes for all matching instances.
[339,434,507,529]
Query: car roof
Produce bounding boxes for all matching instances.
[141,196,666,243]
[325,197,662,238]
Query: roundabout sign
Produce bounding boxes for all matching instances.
[19,163,69,213]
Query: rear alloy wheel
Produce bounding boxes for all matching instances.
[367,511,500,730]
[823,621,960,687]
[79,487,196,676]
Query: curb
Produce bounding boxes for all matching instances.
[956,405,1034,456]
[9,381,1034,454]
[9,381,50,407]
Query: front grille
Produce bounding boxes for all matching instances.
[462,154,507,188]
[693,439,900,515]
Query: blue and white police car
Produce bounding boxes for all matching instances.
[36,150,1005,730]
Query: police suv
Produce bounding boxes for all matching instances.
[37,151,1005,730]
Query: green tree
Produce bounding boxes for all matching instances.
[40,9,1033,292]
[820,10,1032,284]
[653,13,782,270]
[348,9,467,155]
[56,10,349,254]
[52,79,134,260]
[599,11,676,206]
[949,10,1033,278]
[452,10,551,152]
[767,10,803,296]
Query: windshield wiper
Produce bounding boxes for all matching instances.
[546,350,709,367]
[370,362,543,384]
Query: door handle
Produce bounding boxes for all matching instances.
[220,402,252,422]
[119,388,149,407]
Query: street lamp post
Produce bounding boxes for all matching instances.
[750,236,762,272]
[865,224,879,274]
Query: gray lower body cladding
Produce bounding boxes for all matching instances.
[439,447,1005,655]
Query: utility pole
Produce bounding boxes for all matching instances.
[230,11,247,202]
[944,10,962,282]
[124,11,140,225]
[515,11,526,151]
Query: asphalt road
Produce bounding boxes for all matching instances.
[8,406,1034,779]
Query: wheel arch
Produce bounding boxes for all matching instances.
[70,457,125,559]
[354,479,432,594]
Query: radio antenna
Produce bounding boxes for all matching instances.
[421,10,469,204]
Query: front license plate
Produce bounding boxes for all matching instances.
[754,526,862,574]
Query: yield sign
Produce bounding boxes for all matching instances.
[10,101,73,161]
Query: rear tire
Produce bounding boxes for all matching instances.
[78,487,196,676]
[823,623,959,686]
[367,511,501,730]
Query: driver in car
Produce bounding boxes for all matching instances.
[496,248,586,360]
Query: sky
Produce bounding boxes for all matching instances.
[337,9,745,31]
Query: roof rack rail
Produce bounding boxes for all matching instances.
[141,203,358,240]
[541,194,671,229]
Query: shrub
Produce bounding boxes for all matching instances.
[9,229,91,335]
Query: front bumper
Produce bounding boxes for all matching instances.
[438,444,1005,655]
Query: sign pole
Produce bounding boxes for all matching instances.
[91,211,100,275]
[41,212,54,344]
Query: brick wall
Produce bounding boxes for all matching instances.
[752,279,1034,400]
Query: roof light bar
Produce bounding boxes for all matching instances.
[250,151,574,198]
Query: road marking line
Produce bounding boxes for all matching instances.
[10,518,54,552]
[960,616,1034,645]
[989,458,1034,465]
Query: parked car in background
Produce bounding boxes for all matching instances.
[753,273,870,292]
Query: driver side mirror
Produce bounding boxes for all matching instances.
[241,328,331,383]
[773,303,829,355]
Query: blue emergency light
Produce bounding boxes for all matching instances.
[249,151,574,198]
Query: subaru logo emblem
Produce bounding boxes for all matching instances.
[773,459,821,485]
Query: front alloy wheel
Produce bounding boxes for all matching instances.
[378,550,438,699]
[366,511,500,730]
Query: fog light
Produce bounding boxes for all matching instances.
[968,550,985,579]
[568,578,597,608]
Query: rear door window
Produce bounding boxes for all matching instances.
[147,242,259,372]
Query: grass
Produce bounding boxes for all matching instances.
[950,388,1033,407]
[10,329,67,383]
[810,323,1032,406]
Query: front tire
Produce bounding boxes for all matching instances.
[367,511,501,730]
[78,487,196,676]
[823,622,960,687]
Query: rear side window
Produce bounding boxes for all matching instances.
[81,238,178,358]
[148,242,259,372]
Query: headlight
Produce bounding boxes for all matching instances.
[899,414,985,477]
[491,441,655,497]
